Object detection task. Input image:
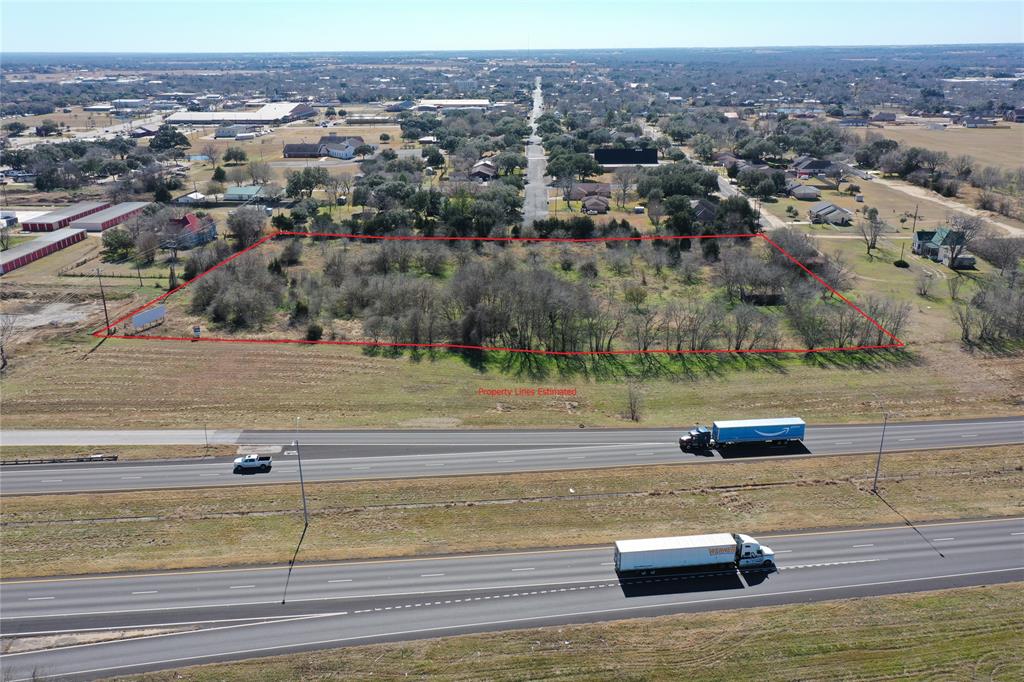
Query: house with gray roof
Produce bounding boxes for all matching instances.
[808,201,852,225]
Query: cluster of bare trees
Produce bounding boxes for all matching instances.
[786,289,909,349]
[953,276,1024,344]
[188,255,284,330]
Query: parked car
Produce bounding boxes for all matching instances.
[233,454,272,474]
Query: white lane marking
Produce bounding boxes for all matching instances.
[566,456,586,460]
[897,438,915,442]
[600,562,615,565]
[120,476,142,480]
[15,567,1023,681]
[350,466,371,470]
[420,573,444,577]
[1011,532,1024,536]
[131,591,158,595]
[423,464,445,467]
[933,537,955,542]
[327,579,352,583]
[511,567,535,572]
[199,474,221,478]
[774,550,793,554]
[780,559,880,570]
[496,459,515,463]
[833,441,852,445]
[39,479,63,483]
[27,597,54,601]
[852,544,874,548]
[960,434,977,438]
[228,585,255,589]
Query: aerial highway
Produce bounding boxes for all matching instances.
[1,518,1020,680]
[1,417,1023,495]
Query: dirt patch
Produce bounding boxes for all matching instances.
[1,627,193,654]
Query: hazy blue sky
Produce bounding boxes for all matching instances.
[2,0,1021,53]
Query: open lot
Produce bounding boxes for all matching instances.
[858,123,1024,173]
[2,446,1019,577]
[114,583,1024,682]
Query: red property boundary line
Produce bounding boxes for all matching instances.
[92,231,905,355]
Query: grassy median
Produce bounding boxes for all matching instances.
[113,583,1024,681]
[2,447,1020,578]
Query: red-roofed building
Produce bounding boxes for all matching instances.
[163,213,217,250]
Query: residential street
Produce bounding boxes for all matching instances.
[522,76,549,227]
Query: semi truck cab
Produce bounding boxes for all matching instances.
[679,425,712,450]
[734,533,775,568]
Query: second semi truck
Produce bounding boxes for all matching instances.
[614,532,776,574]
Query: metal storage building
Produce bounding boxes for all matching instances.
[69,202,151,232]
[21,202,110,232]
[1,228,87,275]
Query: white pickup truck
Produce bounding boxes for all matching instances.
[232,454,272,474]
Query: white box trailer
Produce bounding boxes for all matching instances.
[614,532,775,574]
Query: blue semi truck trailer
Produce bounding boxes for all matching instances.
[679,417,806,451]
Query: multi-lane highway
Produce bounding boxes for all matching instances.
[1,518,1020,680]
[2,417,1023,495]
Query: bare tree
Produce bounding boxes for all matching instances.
[947,276,963,301]
[915,272,934,297]
[646,196,665,227]
[944,213,984,268]
[613,166,640,209]
[857,208,885,256]
[0,313,18,372]
[952,302,975,342]
[625,382,644,422]
[227,166,247,187]
[226,206,267,250]
[247,161,271,185]
[199,142,219,167]
[0,225,11,251]
[825,165,845,190]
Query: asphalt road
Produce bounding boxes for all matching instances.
[522,75,549,227]
[1,417,1022,496]
[1,518,1020,680]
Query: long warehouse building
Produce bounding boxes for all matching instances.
[164,102,316,125]
[20,202,110,232]
[69,202,151,232]
[1,228,86,275]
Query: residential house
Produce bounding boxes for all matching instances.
[871,112,897,122]
[790,155,832,176]
[911,230,936,255]
[1003,108,1024,123]
[164,213,217,249]
[130,124,161,138]
[689,198,718,226]
[173,190,207,205]
[470,159,498,182]
[786,180,821,201]
[962,117,996,128]
[223,185,268,202]
[838,117,870,127]
[919,227,974,267]
[320,135,366,160]
[808,201,852,225]
[568,183,611,201]
[282,143,324,159]
[582,195,610,214]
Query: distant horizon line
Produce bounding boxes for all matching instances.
[2,41,1022,57]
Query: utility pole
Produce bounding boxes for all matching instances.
[910,204,920,232]
[204,423,210,455]
[871,412,889,494]
[97,268,111,333]
[136,263,143,287]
